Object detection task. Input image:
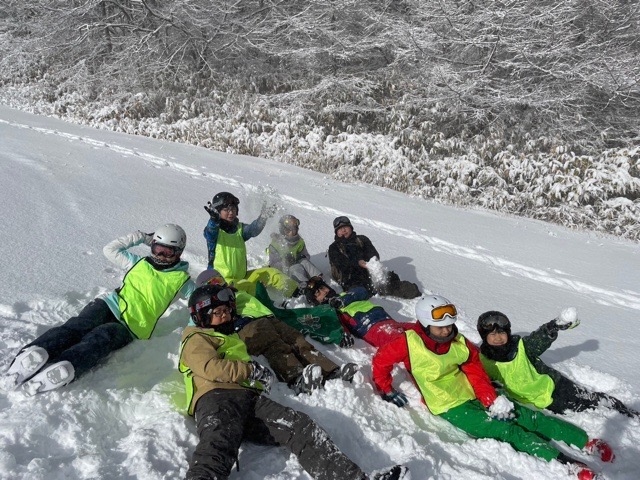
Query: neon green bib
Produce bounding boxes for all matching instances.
[269,238,305,259]
[236,291,273,318]
[214,227,247,283]
[341,299,377,316]
[407,331,476,415]
[117,259,189,339]
[179,331,253,415]
[480,338,554,409]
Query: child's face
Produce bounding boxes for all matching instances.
[486,331,509,346]
[314,285,331,304]
[207,305,233,326]
[429,325,453,339]
[336,226,353,238]
[219,205,238,222]
[284,226,298,238]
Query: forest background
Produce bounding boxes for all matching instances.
[0,0,638,239]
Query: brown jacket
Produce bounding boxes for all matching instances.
[180,326,255,412]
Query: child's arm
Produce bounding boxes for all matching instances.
[242,216,267,241]
[340,286,371,306]
[102,230,146,270]
[203,219,220,265]
[522,321,559,358]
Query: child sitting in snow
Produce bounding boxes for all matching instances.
[372,295,614,480]
[477,308,639,418]
[267,214,323,286]
[328,216,420,298]
[179,283,408,480]
[1,224,195,395]
[304,276,406,348]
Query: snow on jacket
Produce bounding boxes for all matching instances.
[179,326,257,415]
[204,216,267,275]
[267,233,309,271]
[372,323,497,409]
[101,230,195,324]
[328,232,379,291]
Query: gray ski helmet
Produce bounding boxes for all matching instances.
[152,224,186,250]
[279,214,300,235]
[415,295,458,327]
[210,192,239,212]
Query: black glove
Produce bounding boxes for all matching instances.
[328,297,344,309]
[204,202,220,222]
[339,331,355,348]
[248,361,275,394]
[382,390,408,408]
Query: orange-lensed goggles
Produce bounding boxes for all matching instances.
[431,304,458,321]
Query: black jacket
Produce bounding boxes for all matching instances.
[328,231,379,291]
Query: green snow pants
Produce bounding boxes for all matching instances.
[439,400,588,461]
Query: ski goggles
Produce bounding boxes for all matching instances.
[189,288,236,315]
[151,243,181,258]
[479,313,510,331]
[431,304,458,321]
[333,216,351,230]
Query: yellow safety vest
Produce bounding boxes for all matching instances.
[406,330,476,415]
[117,259,189,339]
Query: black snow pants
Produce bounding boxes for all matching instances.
[186,389,366,480]
[25,298,133,378]
[550,375,639,418]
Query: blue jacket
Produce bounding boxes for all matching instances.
[338,286,393,338]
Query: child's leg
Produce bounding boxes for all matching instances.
[187,389,254,480]
[247,395,366,480]
[298,258,323,280]
[22,298,118,359]
[238,317,303,384]
[245,267,298,296]
[511,402,588,450]
[551,376,639,418]
[440,400,561,461]
[270,318,339,378]
[56,321,133,378]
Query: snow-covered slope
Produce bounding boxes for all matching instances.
[0,106,638,479]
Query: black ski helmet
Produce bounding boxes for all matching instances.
[210,192,240,212]
[279,214,300,235]
[304,276,337,306]
[188,284,237,328]
[477,311,511,341]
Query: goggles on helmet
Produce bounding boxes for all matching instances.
[188,287,236,316]
[333,216,351,229]
[479,313,510,331]
[431,304,458,321]
[151,242,181,258]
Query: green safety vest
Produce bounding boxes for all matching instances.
[214,226,247,283]
[268,237,305,260]
[236,291,274,318]
[117,259,189,339]
[480,338,554,409]
[406,330,476,415]
[179,330,255,415]
[341,298,377,316]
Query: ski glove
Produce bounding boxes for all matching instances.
[204,202,220,222]
[488,395,516,421]
[339,331,355,348]
[248,361,275,394]
[329,297,344,309]
[382,390,408,408]
[554,307,580,330]
[139,231,154,246]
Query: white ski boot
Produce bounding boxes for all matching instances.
[0,346,49,391]
[23,360,75,396]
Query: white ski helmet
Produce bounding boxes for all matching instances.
[415,295,458,327]
[152,224,187,250]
